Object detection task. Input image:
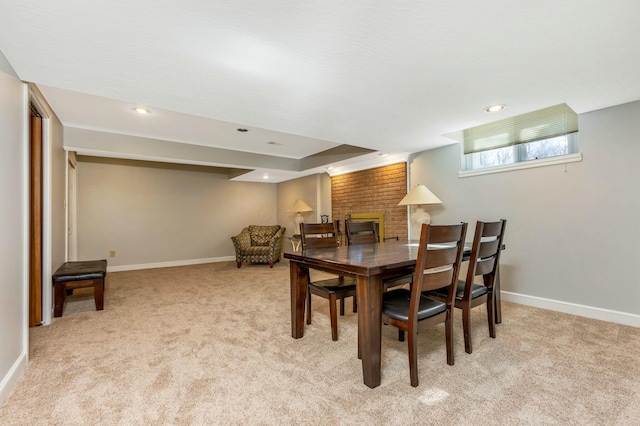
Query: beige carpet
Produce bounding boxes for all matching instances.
[1,261,639,425]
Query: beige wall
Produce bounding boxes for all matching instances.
[47,110,67,274]
[0,52,27,407]
[0,55,68,404]
[409,100,640,318]
[276,173,331,236]
[76,157,278,268]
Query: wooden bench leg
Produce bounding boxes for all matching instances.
[54,278,105,317]
[54,281,67,318]
[94,278,104,311]
[52,260,107,318]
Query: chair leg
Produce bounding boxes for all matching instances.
[445,314,455,366]
[462,303,472,354]
[306,290,312,325]
[236,262,241,268]
[398,329,405,342]
[487,292,496,338]
[353,295,357,313]
[269,261,274,268]
[329,294,338,341]
[340,298,345,316]
[408,329,419,387]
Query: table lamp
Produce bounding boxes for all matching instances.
[398,184,442,225]
[289,199,313,234]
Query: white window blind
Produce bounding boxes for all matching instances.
[462,103,578,155]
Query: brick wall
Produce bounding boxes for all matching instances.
[331,162,408,241]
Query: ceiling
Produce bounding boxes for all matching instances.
[2,1,639,182]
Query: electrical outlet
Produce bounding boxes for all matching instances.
[109,250,116,257]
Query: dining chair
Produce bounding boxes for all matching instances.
[426,219,506,354]
[300,222,357,341]
[344,220,378,245]
[345,220,412,292]
[381,222,467,387]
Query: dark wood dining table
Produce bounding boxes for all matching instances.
[284,239,503,388]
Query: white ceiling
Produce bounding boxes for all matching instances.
[2,1,639,182]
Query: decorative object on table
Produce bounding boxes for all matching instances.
[300,222,357,341]
[426,219,507,354]
[231,225,286,268]
[398,184,442,225]
[288,199,313,234]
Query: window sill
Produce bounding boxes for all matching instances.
[458,153,583,178]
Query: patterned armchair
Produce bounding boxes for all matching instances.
[231,225,286,268]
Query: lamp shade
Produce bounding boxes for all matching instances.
[398,185,442,206]
[289,199,313,213]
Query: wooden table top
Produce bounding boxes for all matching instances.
[284,240,472,277]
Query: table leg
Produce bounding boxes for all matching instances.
[357,275,382,388]
[290,261,308,338]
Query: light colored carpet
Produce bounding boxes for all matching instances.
[1,261,639,425]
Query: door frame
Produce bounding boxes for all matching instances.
[67,151,77,261]
[29,92,52,325]
[28,106,42,327]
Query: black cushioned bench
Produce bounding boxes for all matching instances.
[52,260,108,317]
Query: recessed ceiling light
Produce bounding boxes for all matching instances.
[484,104,506,113]
[263,173,269,179]
[133,106,150,114]
[237,128,248,132]
[267,141,282,146]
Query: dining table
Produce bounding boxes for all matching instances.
[284,239,503,388]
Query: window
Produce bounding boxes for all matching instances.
[462,133,579,171]
[451,103,582,175]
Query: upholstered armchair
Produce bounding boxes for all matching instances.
[231,225,286,268]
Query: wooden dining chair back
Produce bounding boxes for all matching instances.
[345,219,412,291]
[427,219,506,354]
[345,220,378,245]
[300,222,340,249]
[381,222,467,387]
[300,222,357,341]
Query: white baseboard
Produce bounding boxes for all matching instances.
[107,256,235,272]
[0,352,27,409]
[502,291,640,328]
